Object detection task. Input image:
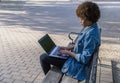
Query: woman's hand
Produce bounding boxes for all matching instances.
[58,43,75,57]
[59,49,69,55]
[58,49,76,59]
[59,46,66,50]
[66,43,74,50]
[59,43,74,51]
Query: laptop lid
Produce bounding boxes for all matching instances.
[38,34,56,54]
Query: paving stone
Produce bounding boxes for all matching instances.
[13,80,25,83]
[2,78,14,83]
[0,77,4,81]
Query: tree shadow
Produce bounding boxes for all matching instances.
[99,4,120,45]
[0,1,120,41]
[0,1,82,34]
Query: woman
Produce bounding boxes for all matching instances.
[40,1,101,81]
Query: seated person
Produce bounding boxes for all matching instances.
[40,1,101,81]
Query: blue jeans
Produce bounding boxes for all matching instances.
[40,53,66,75]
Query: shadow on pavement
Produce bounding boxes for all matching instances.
[0,1,82,33]
[0,1,120,42]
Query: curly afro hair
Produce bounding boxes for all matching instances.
[76,1,100,23]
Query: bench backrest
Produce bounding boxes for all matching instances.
[85,48,99,83]
[86,28,101,83]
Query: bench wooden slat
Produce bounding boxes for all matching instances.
[61,75,78,83]
[42,66,63,83]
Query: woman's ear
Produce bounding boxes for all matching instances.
[80,19,85,26]
[82,18,87,27]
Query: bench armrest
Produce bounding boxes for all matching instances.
[68,32,79,44]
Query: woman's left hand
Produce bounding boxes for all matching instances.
[59,49,76,58]
[59,49,69,55]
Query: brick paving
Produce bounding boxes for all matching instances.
[0,1,120,83]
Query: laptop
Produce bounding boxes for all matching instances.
[38,34,68,59]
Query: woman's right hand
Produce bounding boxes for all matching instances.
[66,43,74,50]
[59,46,66,50]
[59,43,74,52]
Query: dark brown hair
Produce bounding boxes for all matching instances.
[76,1,100,23]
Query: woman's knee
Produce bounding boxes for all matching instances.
[40,53,48,62]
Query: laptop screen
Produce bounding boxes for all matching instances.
[38,34,56,54]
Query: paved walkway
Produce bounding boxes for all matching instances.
[0,1,120,83]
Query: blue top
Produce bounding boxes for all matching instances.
[61,23,101,81]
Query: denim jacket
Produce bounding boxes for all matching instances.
[61,23,101,81]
